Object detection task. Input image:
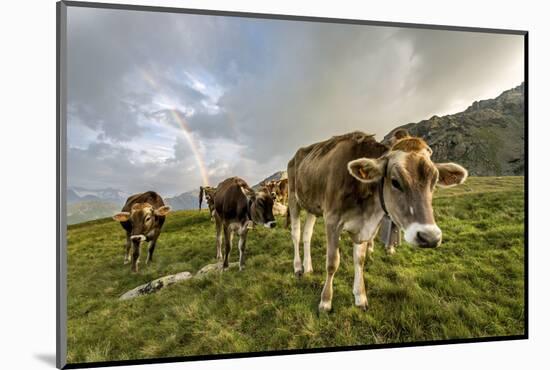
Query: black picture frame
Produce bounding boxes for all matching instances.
[56,1,529,368]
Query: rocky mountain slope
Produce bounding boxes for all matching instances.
[68,186,129,204]
[384,83,525,176]
[165,190,201,211]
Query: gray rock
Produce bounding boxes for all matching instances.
[119,261,240,300]
[119,271,192,300]
[196,262,239,276]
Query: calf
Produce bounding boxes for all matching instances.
[213,177,276,270]
[287,130,467,311]
[112,191,171,272]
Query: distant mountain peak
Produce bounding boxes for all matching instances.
[68,186,129,204]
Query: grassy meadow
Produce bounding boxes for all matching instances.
[66,176,525,364]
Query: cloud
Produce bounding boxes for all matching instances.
[66,7,524,195]
[67,141,198,196]
[215,23,524,162]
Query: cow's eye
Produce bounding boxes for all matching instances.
[391,179,403,192]
[145,216,151,222]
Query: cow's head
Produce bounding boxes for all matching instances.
[243,187,276,228]
[268,178,289,203]
[347,130,467,248]
[199,186,216,212]
[112,202,171,242]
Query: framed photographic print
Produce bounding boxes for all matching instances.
[56,1,528,368]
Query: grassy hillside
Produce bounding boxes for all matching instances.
[66,176,525,364]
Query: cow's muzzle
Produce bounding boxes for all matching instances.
[404,223,442,248]
[130,234,146,242]
[264,221,277,229]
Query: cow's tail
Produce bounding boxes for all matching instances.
[198,186,204,211]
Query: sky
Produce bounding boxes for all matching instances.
[66,7,524,197]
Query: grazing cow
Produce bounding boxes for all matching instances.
[112,191,171,272]
[213,177,276,270]
[287,130,467,311]
[262,178,289,216]
[199,185,217,219]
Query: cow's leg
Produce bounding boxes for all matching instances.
[366,240,375,260]
[367,241,375,254]
[385,231,400,255]
[319,218,341,312]
[353,241,369,310]
[146,236,158,265]
[222,225,233,269]
[238,227,248,271]
[302,212,317,274]
[124,232,131,265]
[289,197,303,276]
[131,241,141,273]
[215,216,223,260]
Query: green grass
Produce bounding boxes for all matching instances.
[66,176,525,364]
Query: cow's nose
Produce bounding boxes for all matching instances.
[130,235,146,242]
[416,230,441,248]
[404,223,442,247]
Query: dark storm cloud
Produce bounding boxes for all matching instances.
[216,23,524,161]
[67,7,523,195]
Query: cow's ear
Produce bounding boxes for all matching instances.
[154,205,171,216]
[347,158,385,183]
[113,212,130,222]
[435,163,468,187]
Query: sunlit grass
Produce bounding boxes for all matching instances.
[66,176,525,363]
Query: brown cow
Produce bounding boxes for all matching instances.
[199,185,217,219]
[112,191,171,272]
[287,130,467,311]
[263,178,289,204]
[262,178,289,216]
[213,177,276,270]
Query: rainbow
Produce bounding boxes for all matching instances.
[140,69,210,186]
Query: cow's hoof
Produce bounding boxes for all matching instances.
[386,246,396,255]
[123,259,130,265]
[294,269,304,278]
[303,267,314,275]
[354,295,369,309]
[318,301,332,312]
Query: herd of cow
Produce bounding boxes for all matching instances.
[112,129,468,311]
